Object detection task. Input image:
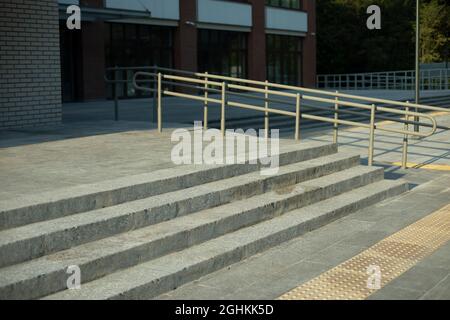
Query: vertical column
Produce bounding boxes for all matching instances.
[174,0,197,72]
[302,0,316,88]
[80,0,106,100]
[247,0,266,81]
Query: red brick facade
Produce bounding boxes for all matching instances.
[302,0,317,88]
[248,0,267,82]
[65,0,316,100]
[174,0,198,72]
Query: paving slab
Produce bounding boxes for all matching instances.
[161,171,450,300]
[420,276,450,300]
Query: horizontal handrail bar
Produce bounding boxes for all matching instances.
[197,85,296,106]
[163,74,223,87]
[115,65,450,113]
[303,113,371,129]
[227,101,297,117]
[186,69,450,113]
[227,84,297,98]
[302,95,372,110]
[133,69,437,137]
[164,91,222,104]
[129,66,447,169]
[318,67,450,76]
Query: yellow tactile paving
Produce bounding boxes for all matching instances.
[390,162,450,171]
[278,204,450,300]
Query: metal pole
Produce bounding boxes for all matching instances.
[333,91,339,144]
[295,93,301,141]
[368,104,376,166]
[402,101,410,169]
[152,65,157,123]
[414,0,420,132]
[221,82,227,137]
[114,82,119,121]
[204,72,209,130]
[157,73,162,133]
[114,67,119,121]
[264,80,269,139]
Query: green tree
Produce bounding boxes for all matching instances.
[419,0,450,64]
[317,0,449,74]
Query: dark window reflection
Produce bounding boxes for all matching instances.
[266,0,301,10]
[105,23,174,98]
[266,34,302,85]
[198,29,248,79]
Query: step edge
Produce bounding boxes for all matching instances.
[0,141,337,230]
[0,152,358,269]
[42,179,408,300]
[0,163,384,299]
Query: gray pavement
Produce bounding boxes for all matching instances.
[157,171,450,300]
[0,121,182,200]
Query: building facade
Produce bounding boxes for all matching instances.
[0,0,316,129]
[59,0,316,101]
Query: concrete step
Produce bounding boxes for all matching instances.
[43,179,408,300]
[0,152,359,269]
[0,141,336,231]
[0,163,379,300]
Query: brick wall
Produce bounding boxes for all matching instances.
[302,0,317,87]
[0,0,62,129]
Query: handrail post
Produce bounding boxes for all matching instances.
[157,72,162,133]
[295,93,301,141]
[333,90,339,144]
[264,80,269,139]
[114,67,119,121]
[204,72,209,130]
[152,65,158,123]
[368,104,376,166]
[402,101,410,169]
[221,82,227,137]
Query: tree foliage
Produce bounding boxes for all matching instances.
[317,0,450,74]
[419,0,449,63]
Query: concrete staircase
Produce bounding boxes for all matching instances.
[0,141,409,300]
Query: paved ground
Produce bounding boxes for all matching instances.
[311,112,450,168]
[0,120,298,201]
[0,122,178,201]
[157,171,450,300]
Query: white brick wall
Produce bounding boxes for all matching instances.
[0,0,62,129]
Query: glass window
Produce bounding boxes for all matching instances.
[266,0,301,10]
[198,29,248,79]
[105,23,174,98]
[266,34,302,85]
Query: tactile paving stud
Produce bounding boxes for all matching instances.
[279,204,450,300]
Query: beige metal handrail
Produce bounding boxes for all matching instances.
[132,69,444,169]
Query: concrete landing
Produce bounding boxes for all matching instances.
[2,112,450,202]
[0,122,182,201]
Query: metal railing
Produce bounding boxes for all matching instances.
[104,66,156,121]
[317,68,450,90]
[105,66,450,169]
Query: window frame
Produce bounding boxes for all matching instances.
[266,34,303,86]
[265,0,302,11]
